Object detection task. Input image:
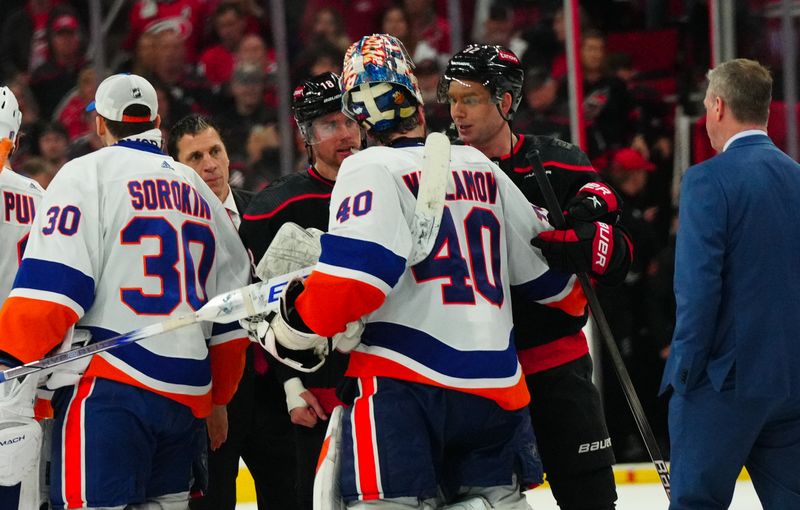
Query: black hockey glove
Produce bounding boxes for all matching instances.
[532,221,632,285]
[564,182,623,225]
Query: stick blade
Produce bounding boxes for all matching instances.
[409,132,450,265]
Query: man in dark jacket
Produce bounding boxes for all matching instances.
[169,114,297,510]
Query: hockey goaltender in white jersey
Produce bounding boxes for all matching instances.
[260,33,587,510]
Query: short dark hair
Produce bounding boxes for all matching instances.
[214,2,243,20]
[103,104,157,139]
[370,111,422,146]
[167,114,223,160]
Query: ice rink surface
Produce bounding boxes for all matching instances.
[235,481,763,509]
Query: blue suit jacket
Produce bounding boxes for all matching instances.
[661,134,800,397]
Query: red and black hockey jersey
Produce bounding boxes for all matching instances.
[496,134,600,375]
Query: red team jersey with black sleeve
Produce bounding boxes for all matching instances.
[0,136,250,418]
[0,167,43,303]
[497,135,599,375]
[295,140,586,411]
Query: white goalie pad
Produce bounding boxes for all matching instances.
[256,222,323,281]
[313,405,346,510]
[0,417,42,510]
[0,375,37,420]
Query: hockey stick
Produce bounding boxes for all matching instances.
[408,132,450,265]
[528,149,671,500]
[0,266,313,383]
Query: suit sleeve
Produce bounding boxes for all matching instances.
[663,166,727,393]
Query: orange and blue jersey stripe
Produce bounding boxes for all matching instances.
[0,258,94,362]
[297,233,405,336]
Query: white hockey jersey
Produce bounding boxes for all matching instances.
[296,141,585,411]
[0,166,43,304]
[0,133,250,417]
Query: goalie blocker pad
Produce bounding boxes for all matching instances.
[0,417,42,510]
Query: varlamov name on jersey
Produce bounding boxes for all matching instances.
[402,169,498,205]
[127,178,211,220]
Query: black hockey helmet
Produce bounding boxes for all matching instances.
[292,72,345,142]
[437,44,525,119]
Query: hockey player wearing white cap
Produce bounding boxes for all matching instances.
[0,86,46,510]
[252,34,591,510]
[0,73,251,509]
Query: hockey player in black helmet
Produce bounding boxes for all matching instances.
[441,44,630,510]
[238,71,361,510]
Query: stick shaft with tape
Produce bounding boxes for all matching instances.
[0,266,313,383]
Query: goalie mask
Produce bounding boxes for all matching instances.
[437,44,524,120]
[293,72,357,145]
[0,86,22,143]
[341,33,424,133]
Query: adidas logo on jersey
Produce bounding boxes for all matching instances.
[161,161,174,170]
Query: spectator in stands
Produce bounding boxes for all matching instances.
[220,0,265,35]
[404,0,451,57]
[200,3,249,86]
[152,28,188,88]
[294,43,343,83]
[522,6,569,80]
[35,120,69,173]
[513,66,571,141]
[30,8,88,120]
[244,124,281,190]
[55,66,96,139]
[217,64,274,164]
[124,0,210,63]
[381,4,442,70]
[308,7,351,53]
[415,57,450,133]
[0,0,61,82]
[479,1,528,62]
[236,34,276,77]
[151,29,216,117]
[301,0,389,42]
[580,29,633,161]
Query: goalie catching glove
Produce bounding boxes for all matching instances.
[532,221,632,285]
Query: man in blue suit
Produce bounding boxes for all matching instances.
[661,58,800,509]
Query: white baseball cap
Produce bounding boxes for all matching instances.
[86,73,158,122]
[0,86,22,142]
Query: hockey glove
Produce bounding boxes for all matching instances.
[264,277,330,372]
[532,221,632,285]
[564,182,622,225]
[256,222,323,281]
[239,312,276,347]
